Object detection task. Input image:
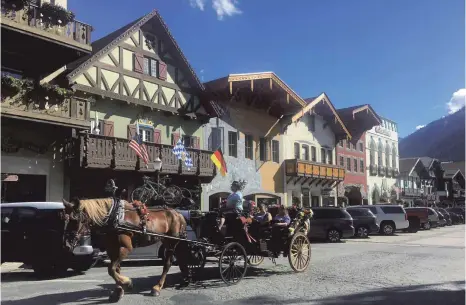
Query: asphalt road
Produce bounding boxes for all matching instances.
[2,225,465,305]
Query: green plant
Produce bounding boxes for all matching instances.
[38,83,74,101]
[2,0,30,10]
[39,2,75,26]
[1,75,33,98]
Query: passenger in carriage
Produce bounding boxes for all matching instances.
[254,204,272,224]
[218,181,244,231]
[273,205,291,226]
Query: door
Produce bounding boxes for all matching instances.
[311,196,319,207]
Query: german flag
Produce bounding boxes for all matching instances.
[211,148,228,177]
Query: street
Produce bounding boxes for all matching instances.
[1,225,465,305]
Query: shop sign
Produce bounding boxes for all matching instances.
[375,126,391,137]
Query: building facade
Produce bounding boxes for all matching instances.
[365,116,400,204]
[60,10,216,201]
[1,0,93,202]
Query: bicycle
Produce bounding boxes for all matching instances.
[131,176,183,206]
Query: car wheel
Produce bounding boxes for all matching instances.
[381,222,395,235]
[327,229,341,243]
[423,221,431,230]
[356,226,369,238]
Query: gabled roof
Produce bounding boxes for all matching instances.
[419,157,434,170]
[66,10,203,90]
[336,104,381,142]
[291,93,351,140]
[441,161,465,179]
[399,158,420,176]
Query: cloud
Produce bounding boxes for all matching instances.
[446,88,466,114]
[189,0,206,11]
[188,0,242,20]
[415,125,425,130]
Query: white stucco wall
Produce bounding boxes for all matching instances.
[365,117,399,204]
[282,113,338,206]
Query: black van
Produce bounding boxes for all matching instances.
[1,202,99,275]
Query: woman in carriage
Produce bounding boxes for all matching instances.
[218,180,245,231]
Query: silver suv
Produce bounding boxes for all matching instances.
[346,204,409,235]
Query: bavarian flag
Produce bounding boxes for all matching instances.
[211,148,227,177]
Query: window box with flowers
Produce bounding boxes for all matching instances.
[37,2,75,27]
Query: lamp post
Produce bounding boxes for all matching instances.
[154,157,162,196]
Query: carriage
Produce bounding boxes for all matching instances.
[61,179,312,301]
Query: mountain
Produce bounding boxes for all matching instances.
[399,107,465,162]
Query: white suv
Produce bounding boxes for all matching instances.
[347,204,409,235]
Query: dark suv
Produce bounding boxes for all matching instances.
[309,207,354,242]
[346,208,379,238]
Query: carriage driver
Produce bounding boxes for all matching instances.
[218,181,244,231]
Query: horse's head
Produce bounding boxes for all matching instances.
[62,198,91,251]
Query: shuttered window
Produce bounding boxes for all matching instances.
[158,61,167,80]
[209,127,222,151]
[150,59,157,77]
[245,135,253,160]
[143,57,150,75]
[272,140,279,163]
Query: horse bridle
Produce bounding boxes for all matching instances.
[63,209,91,250]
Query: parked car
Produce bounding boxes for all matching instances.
[347,204,409,235]
[1,202,99,275]
[346,208,379,238]
[404,207,429,232]
[434,209,447,227]
[446,208,465,224]
[446,207,465,219]
[437,208,453,226]
[425,207,440,228]
[308,207,354,243]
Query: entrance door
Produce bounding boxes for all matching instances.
[1,174,46,203]
[311,196,320,207]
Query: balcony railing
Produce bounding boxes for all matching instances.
[369,164,378,176]
[285,158,345,181]
[401,188,421,197]
[1,4,92,47]
[69,133,215,177]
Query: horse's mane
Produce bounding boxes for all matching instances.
[78,198,114,226]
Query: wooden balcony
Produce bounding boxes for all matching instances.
[1,95,91,129]
[68,134,215,177]
[1,3,92,52]
[285,159,345,181]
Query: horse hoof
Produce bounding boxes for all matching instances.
[109,287,124,303]
[150,289,160,297]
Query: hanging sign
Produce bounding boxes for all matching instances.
[137,118,155,127]
[375,126,391,137]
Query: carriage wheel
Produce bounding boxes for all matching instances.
[247,255,264,266]
[219,242,248,285]
[131,187,156,204]
[288,232,311,272]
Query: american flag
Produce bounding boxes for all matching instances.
[129,122,150,167]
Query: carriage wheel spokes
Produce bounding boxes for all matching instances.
[288,232,311,272]
[219,242,248,285]
[247,255,264,266]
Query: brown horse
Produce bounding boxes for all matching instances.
[62,197,188,302]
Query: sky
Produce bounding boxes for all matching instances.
[69,0,465,137]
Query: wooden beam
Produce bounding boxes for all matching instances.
[229,81,233,95]
[287,176,295,185]
[287,93,290,104]
[308,178,316,186]
[269,78,273,90]
[40,65,67,84]
[315,179,323,187]
[294,177,303,185]
[302,177,310,185]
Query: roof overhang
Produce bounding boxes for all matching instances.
[336,104,381,142]
[203,72,306,118]
[292,93,352,140]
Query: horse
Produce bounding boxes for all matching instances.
[62,197,188,302]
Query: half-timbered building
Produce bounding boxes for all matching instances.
[59,10,215,200]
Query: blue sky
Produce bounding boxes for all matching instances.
[69,0,465,137]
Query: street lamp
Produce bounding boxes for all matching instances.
[154,157,162,195]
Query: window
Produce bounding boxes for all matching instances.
[338,140,343,147]
[142,57,158,77]
[140,127,154,143]
[311,146,317,162]
[260,138,267,161]
[327,150,333,164]
[182,135,198,148]
[346,157,351,171]
[347,209,362,217]
[360,160,364,172]
[380,206,404,214]
[320,148,326,163]
[353,159,358,172]
[209,127,223,151]
[228,131,237,157]
[368,206,378,214]
[346,141,350,149]
[378,139,383,166]
[272,140,279,163]
[301,145,309,160]
[369,138,376,165]
[385,141,390,167]
[339,156,344,167]
[359,142,364,152]
[294,143,300,159]
[309,115,315,132]
[245,135,253,160]
[392,145,397,168]
[91,120,103,135]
